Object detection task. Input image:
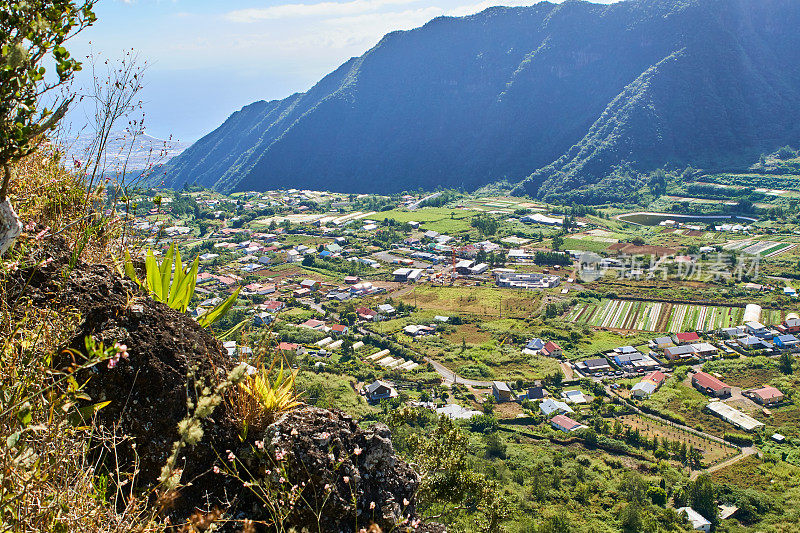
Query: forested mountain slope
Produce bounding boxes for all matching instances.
[163,0,800,199]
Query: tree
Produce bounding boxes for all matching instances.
[620,503,642,533]
[0,0,97,255]
[690,474,719,530]
[779,352,794,374]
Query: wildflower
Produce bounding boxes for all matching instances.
[115,343,129,359]
[353,446,362,456]
[213,466,220,474]
[279,477,285,483]
[359,529,367,533]
[255,440,264,450]
[275,449,287,461]
[227,450,236,462]
[370,501,375,510]
[403,498,409,506]
[343,476,350,484]
[324,484,330,491]
[107,355,119,369]
[411,518,421,527]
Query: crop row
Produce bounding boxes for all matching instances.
[569,300,754,332]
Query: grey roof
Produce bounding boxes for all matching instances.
[366,380,392,394]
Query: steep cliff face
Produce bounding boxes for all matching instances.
[163,0,800,198]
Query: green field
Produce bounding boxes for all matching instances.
[376,207,478,234]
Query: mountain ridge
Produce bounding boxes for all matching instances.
[163,0,800,201]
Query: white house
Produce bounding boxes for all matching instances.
[677,507,711,532]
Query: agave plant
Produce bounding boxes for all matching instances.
[237,362,301,429]
[121,243,240,327]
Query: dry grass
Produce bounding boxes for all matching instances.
[0,149,169,532]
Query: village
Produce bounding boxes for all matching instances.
[116,185,800,531]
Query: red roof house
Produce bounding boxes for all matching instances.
[330,324,349,335]
[542,341,563,358]
[550,414,586,433]
[644,371,666,385]
[743,386,784,405]
[674,332,701,344]
[691,372,731,397]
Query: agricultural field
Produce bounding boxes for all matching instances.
[567,299,752,332]
[400,285,544,318]
[723,239,796,257]
[374,207,477,234]
[619,414,738,464]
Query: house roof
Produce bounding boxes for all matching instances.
[675,332,701,343]
[526,338,545,349]
[331,324,348,332]
[665,345,696,357]
[550,414,583,431]
[631,381,658,395]
[692,342,718,353]
[583,358,610,368]
[544,341,562,352]
[746,385,783,401]
[540,398,572,415]
[677,507,711,529]
[693,372,729,391]
[366,380,393,394]
[492,381,511,392]
[644,371,666,384]
[278,342,299,351]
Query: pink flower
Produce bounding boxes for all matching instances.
[254,440,264,450]
[343,476,350,484]
[115,343,129,359]
[107,356,119,369]
[324,484,330,491]
[227,450,235,462]
[275,449,287,461]
[369,501,375,510]
[353,446,362,456]
[403,498,410,506]
[213,466,220,474]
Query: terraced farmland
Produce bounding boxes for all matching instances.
[566,299,777,332]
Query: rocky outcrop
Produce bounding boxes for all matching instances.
[244,406,420,531]
[4,240,439,531]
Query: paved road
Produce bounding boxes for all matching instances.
[690,446,757,480]
[407,192,442,211]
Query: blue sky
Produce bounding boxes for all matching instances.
[68,0,618,142]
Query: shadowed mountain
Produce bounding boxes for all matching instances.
[163,0,800,201]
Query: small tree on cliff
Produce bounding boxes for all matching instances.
[0,0,96,255]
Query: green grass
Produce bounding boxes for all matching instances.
[376,206,478,234]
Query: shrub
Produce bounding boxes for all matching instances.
[229,360,301,431]
[723,432,753,446]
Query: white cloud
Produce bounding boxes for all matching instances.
[445,0,539,18]
[225,0,424,23]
